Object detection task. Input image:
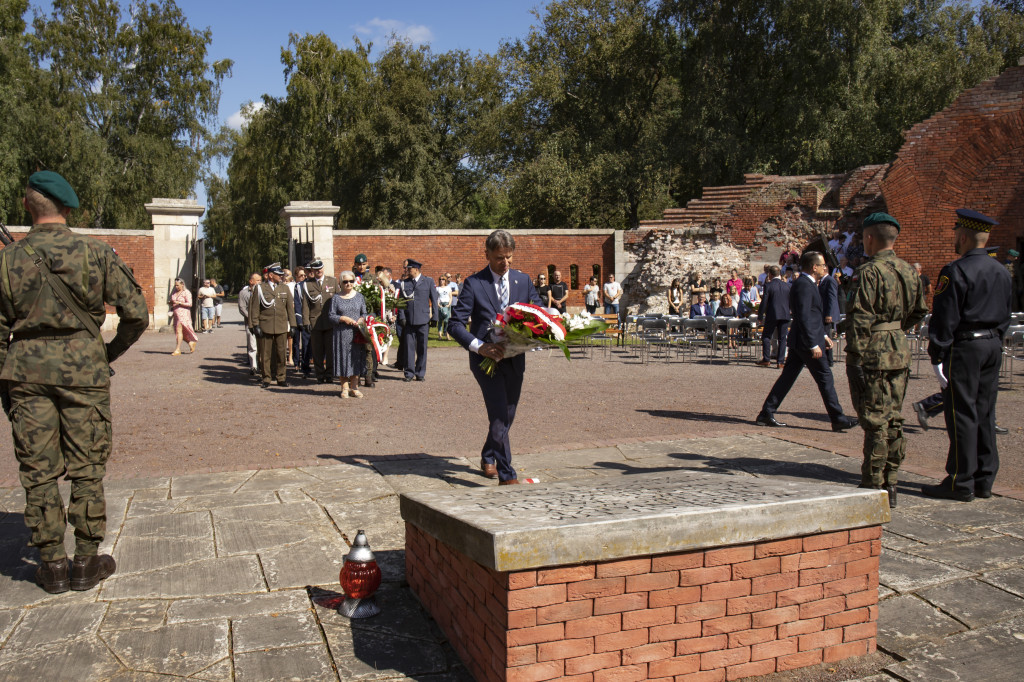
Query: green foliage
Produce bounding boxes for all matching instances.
[1,0,229,228]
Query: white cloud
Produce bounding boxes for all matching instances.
[354,17,434,46]
[226,101,265,130]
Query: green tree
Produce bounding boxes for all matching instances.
[23,0,231,228]
[0,0,34,223]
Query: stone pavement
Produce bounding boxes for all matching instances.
[0,434,1022,681]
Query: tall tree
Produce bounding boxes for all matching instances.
[0,0,33,223]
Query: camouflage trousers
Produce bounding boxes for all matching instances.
[8,383,111,562]
[848,367,909,487]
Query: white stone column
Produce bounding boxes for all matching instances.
[280,201,340,277]
[146,198,204,329]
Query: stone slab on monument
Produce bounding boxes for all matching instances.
[401,471,889,682]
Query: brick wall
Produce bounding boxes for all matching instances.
[6,227,156,312]
[881,66,1024,285]
[333,231,614,309]
[406,523,881,682]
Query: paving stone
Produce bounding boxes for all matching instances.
[885,512,988,545]
[275,489,311,504]
[879,549,973,594]
[908,535,1024,572]
[131,488,171,501]
[100,555,265,599]
[101,600,169,631]
[104,621,229,677]
[0,637,122,679]
[122,512,212,540]
[233,644,336,682]
[302,476,396,505]
[299,463,385,482]
[166,590,309,623]
[233,468,322,493]
[0,488,24,512]
[877,594,967,657]
[2,602,106,652]
[516,448,625,470]
[617,439,712,459]
[882,531,926,553]
[213,502,334,555]
[879,585,896,600]
[0,609,22,643]
[377,473,453,494]
[103,670,180,681]
[113,536,217,574]
[530,467,599,481]
[232,611,322,652]
[127,499,182,517]
[171,490,279,512]
[324,626,448,680]
[885,614,1024,680]
[992,521,1024,541]
[900,500,1021,530]
[259,538,347,590]
[105,477,170,492]
[190,657,232,681]
[170,471,255,498]
[982,567,1024,599]
[324,497,404,549]
[918,578,1024,628]
[316,586,438,642]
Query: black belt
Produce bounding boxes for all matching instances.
[955,329,997,341]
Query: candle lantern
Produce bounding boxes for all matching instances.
[338,530,382,618]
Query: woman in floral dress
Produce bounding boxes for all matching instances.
[170,278,198,355]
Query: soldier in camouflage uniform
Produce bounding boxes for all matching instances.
[841,213,928,507]
[0,171,148,593]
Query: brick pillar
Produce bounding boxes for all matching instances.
[280,201,340,277]
[146,198,204,329]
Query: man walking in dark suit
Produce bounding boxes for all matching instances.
[400,259,438,382]
[757,265,791,367]
[449,230,543,485]
[818,270,841,366]
[756,251,858,432]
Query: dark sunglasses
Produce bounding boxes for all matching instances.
[341,279,355,284]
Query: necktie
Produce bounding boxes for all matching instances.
[498,275,508,309]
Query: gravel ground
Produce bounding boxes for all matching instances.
[1,307,1020,493]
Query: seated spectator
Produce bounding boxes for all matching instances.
[717,293,738,348]
[739,277,760,316]
[689,293,711,318]
[667,278,684,316]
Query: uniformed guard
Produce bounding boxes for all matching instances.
[248,262,296,388]
[301,258,338,383]
[841,213,927,507]
[924,209,1012,502]
[0,171,148,593]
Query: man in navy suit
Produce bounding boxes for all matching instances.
[689,294,711,318]
[818,271,840,367]
[399,259,438,381]
[757,265,791,366]
[756,251,858,432]
[449,230,542,484]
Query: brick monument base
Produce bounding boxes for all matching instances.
[400,472,888,682]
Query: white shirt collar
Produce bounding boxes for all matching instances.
[490,268,508,283]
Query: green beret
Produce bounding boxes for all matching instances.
[28,170,79,209]
[354,253,368,264]
[1010,250,1020,257]
[862,212,899,233]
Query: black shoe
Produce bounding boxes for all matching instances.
[885,485,897,508]
[403,376,414,382]
[921,483,974,502]
[414,376,425,382]
[373,371,381,380]
[975,487,993,499]
[35,558,70,594]
[70,554,116,591]
[995,425,1008,435]
[913,401,930,431]
[278,381,288,387]
[832,416,859,432]
[262,381,271,389]
[755,412,786,428]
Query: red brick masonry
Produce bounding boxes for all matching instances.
[406,523,881,682]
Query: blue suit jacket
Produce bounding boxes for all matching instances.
[400,276,438,326]
[788,274,827,351]
[818,274,840,324]
[759,278,791,324]
[449,267,541,368]
[689,303,711,318]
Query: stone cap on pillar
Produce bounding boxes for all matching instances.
[145,198,205,218]
[400,471,890,572]
[279,201,340,220]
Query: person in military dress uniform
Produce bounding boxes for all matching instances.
[249,263,296,387]
[924,209,1012,502]
[0,171,148,593]
[841,213,928,508]
[302,259,338,383]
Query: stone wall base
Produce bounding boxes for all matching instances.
[406,523,881,682]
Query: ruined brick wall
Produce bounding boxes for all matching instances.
[882,66,1024,284]
[333,230,615,309]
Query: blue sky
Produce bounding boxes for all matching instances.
[174,0,547,130]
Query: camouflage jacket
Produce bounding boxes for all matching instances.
[840,249,928,370]
[0,223,148,387]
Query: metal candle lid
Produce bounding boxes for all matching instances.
[345,530,376,563]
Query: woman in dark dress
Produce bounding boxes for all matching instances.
[668,278,684,316]
[327,271,367,399]
[717,293,738,348]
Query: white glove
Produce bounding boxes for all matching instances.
[933,363,948,390]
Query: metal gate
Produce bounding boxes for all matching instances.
[192,237,206,330]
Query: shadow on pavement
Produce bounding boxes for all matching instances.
[637,408,749,425]
[0,513,39,584]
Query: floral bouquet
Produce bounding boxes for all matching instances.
[359,315,393,363]
[479,304,608,376]
[356,280,407,321]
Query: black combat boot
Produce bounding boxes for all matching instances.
[35,558,70,594]
[70,554,117,591]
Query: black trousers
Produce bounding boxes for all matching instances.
[761,320,789,363]
[471,357,523,482]
[761,345,844,422]
[919,391,944,418]
[310,327,333,379]
[402,323,429,379]
[940,337,1001,494]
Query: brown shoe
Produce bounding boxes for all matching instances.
[499,479,520,485]
[480,459,498,479]
[35,558,70,594]
[70,554,116,591]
